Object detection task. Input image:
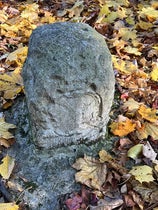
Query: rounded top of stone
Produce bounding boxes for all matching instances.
[29,22,106,48]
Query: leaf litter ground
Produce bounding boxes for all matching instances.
[0,0,158,209]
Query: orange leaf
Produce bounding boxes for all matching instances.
[110,115,136,136]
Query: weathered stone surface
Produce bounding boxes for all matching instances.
[22,22,115,149]
[5,97,116,210]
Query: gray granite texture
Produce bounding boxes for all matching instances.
[22,22,115,149]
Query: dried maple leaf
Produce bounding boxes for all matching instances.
[129,165,154,183]
[6,46,28,67]
[123,46,141,56]
[112,56,137,74]
[72,155,107,190]
[123,97,141,113]
[0,117,16,139]
[138,105,158,123]
[118,28,137,41]
[0,203,19,210]
[0,72,24,99]
[110,115,136,137]
[136,122,158,140]
[20,3,39,22]
[139,7,158,20]
[0,155,15,179]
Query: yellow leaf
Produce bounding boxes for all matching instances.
[126,16,135,25]
[127,144,143,160]
[0,203,19,210]
[104,12,118,23]
[40,12,56,24]
[139,7,158,20]
[110,115,136,136]
[137,20,153,30]
[136,122,158,140]
[129,165,154,183]
[138,105,158,123]
[123,98,141,113]
[112,56,137,74]
[151,63,158,82]
[0,10,8,23]
[99,4,110,17]
[0,72,24,99]
[117,6,127,19]
[118,28,137,41]
[21,3,39,22]
[72,155,107,190]
[0,117,16,139]
[6,46,28,67]
[123,46,141,56]
[0,155,15,179]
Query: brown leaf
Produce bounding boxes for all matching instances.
[72,155,107,190]
[136,122,158,140]
[90,198,123,210]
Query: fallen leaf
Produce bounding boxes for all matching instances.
[151,62,158,82]
[118,28,137,41]
[0,138,10,148]
[90,198,123,210]
[134,182,158,204]
[124,194,135,208]
[20,3,39,22]
[138,105,158,123]
[128,190,144,210]
[99,150,127,175]
[142,141,157,161]
[136,122,158,140]
[0,203,19,210]
[0,117,16,139]
[112,56,137,74]
[65,194,82,210]
[137,20,153,30]
[139,7,158,20]
[123,46,141,56]
[0,72,24,99]
[6,46,28,67]
[129,165,154,183]
[127,144,143,160]
[72,155,107,190]
[123,98,141,113]
[67,0,84,19]
[0,155,15,179]
[110,115,136,137]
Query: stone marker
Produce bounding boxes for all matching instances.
[6,22,115,209]
[22,22,115,149]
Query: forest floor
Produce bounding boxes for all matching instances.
[0,0,158,209]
